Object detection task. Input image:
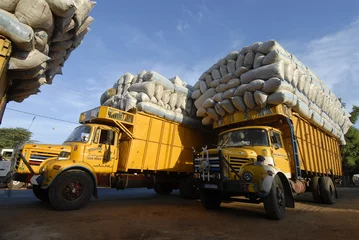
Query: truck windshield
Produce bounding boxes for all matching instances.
[218,129,269,147]
[64,125,92,143]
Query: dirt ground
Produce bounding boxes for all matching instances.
[1,187,358,240]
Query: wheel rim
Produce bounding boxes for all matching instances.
[276,184,285,207]
[63,181,83,201]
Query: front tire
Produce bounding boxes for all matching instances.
[263,175,286,220]
[199,189,221,209]
[179,175,198,199]
[32,185,49,202]
[49,170,94,211]
[154,183,173,195]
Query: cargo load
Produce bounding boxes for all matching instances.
[100,70,200,127]
[0,0,96,103]
[191,40,352,145]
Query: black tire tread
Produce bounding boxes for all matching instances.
[263,175,286,220]
[49,170,94,211]
[199,189,221,209]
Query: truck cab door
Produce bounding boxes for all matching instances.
[87,127,118,173]
[270,131,292,178]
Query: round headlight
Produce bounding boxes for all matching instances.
[39,166,45,173]
[243,171,253,182]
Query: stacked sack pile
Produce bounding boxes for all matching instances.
[100,70,201,127]
[191,40,352,145]
[0,0,96,102]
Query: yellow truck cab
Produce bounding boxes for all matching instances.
[194,104,342,220]
[12,106,211,210]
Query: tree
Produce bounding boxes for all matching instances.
[341,105,359,186]
[0,127,32,149]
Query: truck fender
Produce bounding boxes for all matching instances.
[276,172,295,208]
[44,165,98,199]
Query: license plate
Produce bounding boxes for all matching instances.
[203,184,219,189]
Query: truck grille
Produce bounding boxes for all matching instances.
[194,154,221,173]
[27,151,59,166]
[229,157,249,172]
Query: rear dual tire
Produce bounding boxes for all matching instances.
[311,176,336,204]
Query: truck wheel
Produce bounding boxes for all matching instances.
[154,183,173,194]
[32,185,49,202]
[263,175,286,220]
[10,180,25,189]
[311,176,323,203]
[179,175,199,199]
[49,170,94,211]
[199,189,221,209]
[320,176,336,204]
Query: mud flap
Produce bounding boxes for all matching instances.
[277,173,295,208]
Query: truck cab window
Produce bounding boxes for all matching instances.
[272,132,283,148]
[99,130,115,145]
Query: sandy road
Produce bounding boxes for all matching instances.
[0,187,358,240]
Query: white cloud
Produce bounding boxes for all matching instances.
[291,17,359,112]
[176,20,189,32]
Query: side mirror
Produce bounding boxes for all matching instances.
[107,131,114,144]
[273,144,279,150]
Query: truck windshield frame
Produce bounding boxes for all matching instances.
[64,125,92,143]
[218,128,270,147]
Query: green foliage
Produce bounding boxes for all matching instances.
[0,127,32,149]
[341,105,359,171]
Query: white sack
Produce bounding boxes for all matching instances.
[213,92,223,103]
[220,64,228,76]
[137,102,167,118]
[235,54,244,69]
[222,88,235,99]
[0,0,20,12]
[254,91,268,108]
[202,98,216,108]
[244,51,254,68]
[244,91,256,109]
[215,103,226,117]
[211,68,221,80]
[9,49,49,70]
[220,99,235,114]
[247,79,265,92]
[191,89,201,100]
[231,96,246,112]
[226,78,240,89]
[267,90,297,107]
[196,107,207,117]
[216,84,227,93]
[262,77,294,93]
[15,0,54,30]
[128,82,156,98]
[199,80,207,93]
[136,92,150,102]
[240,61,285,84]
[206,108,219,120]
[227,60,236,73]
[293,99,312,119]
[210,79,220,88]
[234,84,248,96]
[194,88,216,109]
[253,52,265,69]
[143,71,174,91]
[202,116,213,125]
[0,9,34,51]
[155,84,164,100]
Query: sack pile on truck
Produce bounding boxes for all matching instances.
[191,39,352,145]
[100,70,201,128]
[0,0,96,103]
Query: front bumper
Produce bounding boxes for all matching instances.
[199,179,259,194]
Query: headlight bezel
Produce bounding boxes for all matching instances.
[57,151,71,161]
[243,171,253,182]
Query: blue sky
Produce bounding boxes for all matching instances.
[2,0,359,143]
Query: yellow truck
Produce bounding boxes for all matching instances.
[11,106,211,210]
[194,104,342,220]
